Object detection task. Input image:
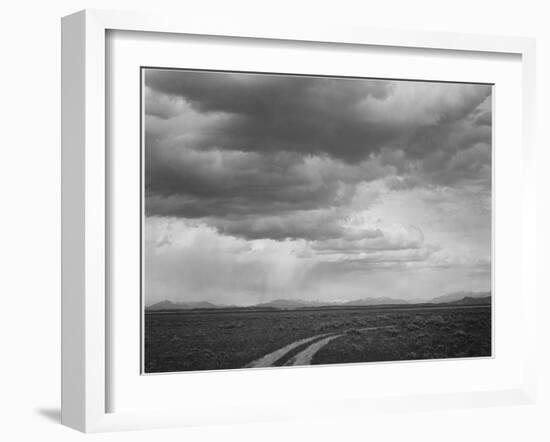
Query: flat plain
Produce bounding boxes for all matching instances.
[144,304,491,373]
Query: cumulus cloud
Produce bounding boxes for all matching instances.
[144,86,186,120]
[358,81,490,127]
[311,223,424,254]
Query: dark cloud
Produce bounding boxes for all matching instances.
[144,69,492,245]
[475,111,492,127]
[146,71,395,162]
[209,209,352,241]
[204,209,421,244]
[145,70,391,116]
[431,142,491,187]
[145,144,393,219]
[146,70,490,163]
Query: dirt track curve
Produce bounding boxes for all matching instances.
[246,326,391,368]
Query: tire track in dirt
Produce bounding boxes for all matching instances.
[245,325,393,368]
[273,334,334,367]
[245,333,331,368]
[284,326,392,366]
[283,334,343,366]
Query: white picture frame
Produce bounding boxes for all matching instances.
[61,9,537,433]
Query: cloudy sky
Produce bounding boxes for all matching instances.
[143,69,492,306]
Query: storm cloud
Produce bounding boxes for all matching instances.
[143,69,492,305]
[145,70,490,161]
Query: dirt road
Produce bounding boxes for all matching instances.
[246,326,391,368]
[246,334,330,368]
[283,334,343,366]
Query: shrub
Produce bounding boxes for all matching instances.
[454,329,467,338]
[427,315,446,326]
[386,327,399,337]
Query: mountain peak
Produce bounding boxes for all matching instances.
[147,300,220,311]
[431,291,491,304]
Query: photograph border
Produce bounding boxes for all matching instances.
[138,66,496,376]
[61,9,537,432]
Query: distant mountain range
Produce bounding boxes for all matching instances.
[447,295,492,305]
[430,291,491,304]
[146,291,491,311]
[146,300,228,311]
[254,299,327,309]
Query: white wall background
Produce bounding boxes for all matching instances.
[0,1,548,441]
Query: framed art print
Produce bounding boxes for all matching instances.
[61,9,537,432]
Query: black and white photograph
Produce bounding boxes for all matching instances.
[142,68,492,374]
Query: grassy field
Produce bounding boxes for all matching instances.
[144,305,491,373]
